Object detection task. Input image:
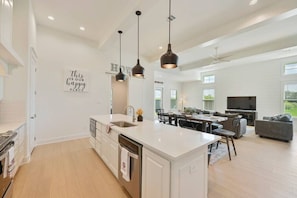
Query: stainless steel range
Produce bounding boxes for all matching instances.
[0,130,17,198]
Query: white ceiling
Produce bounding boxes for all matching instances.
[31,0,297,81]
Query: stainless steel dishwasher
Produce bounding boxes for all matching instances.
[118,134,142,198]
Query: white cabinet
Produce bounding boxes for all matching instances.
[142,146,208,198]
[95,128,101,155]
[100,133,109,163]
[108,138,118,176]
[0,0,13,46]
[0,0,24,73]
[14,123,26,175]
[101,127,118,177]
[170,148,208,198]
[142,147,170,198]
[90,121,119,178]
[0,76,3,100]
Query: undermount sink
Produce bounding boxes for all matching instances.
[111,121,136,128]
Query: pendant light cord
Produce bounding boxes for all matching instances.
[137,13,140,59]
[119,31,122,72]
[168,0,171,45]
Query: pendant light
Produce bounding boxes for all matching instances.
[132,10,144,78]
[160,0,178,69]
[116,30,126,82]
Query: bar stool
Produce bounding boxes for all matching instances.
[211,128,237,160]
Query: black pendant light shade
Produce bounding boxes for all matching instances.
[116,67,126,82]
[132,59,144,78]
[160,0,178,69]
[161,44,178,69]
[132,10,144,78]
[116,30,126,82]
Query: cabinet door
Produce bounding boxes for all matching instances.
[108,140,118,178]
[142,148,170,198]
[14,124,26,176]
[101,134,109,164]
[0,0,13,45]
[0,77,3,100]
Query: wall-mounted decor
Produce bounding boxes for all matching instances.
[64,69,89,92]
[109,63,132,76]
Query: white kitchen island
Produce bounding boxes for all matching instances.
[90,114,220,198]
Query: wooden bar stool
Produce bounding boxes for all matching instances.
[212,128,237,160]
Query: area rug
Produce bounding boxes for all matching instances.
[209,142,229,165]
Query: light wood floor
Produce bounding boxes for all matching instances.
[13,127,297,198]
[12,139,130,198]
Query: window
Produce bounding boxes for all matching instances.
[284,83,297,117]
[155,88,163,113]
[284,62,297,75]
[170,89,177,109]
[203,89,215,110]
[203,75,215,84]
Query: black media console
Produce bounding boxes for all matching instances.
[225,110,258,126]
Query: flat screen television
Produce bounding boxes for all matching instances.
[227,96,256,111]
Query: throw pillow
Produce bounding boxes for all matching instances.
[278,114,292,122]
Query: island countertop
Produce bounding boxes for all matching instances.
[91,114,220,161]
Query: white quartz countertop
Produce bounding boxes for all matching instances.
[91,114,221,161]
[0,121,25,134]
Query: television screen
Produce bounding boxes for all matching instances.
[227,96,256,111]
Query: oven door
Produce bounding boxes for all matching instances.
[0,153,11,198]
[0,141,14,198]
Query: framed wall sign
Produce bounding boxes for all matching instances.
[64,69,89,92]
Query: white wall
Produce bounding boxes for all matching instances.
[180,80,202,109]
[154,71,182,113]
[181,55,297,119]
[112,76,128,114]
[35,25,154,144]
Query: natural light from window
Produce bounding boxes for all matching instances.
[284,83,297,117]
[170,89,177,109]
[284,62,297,75]
[203,89,215,110]
[203,75,215,84]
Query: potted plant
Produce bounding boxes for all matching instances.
[136,108,143,122]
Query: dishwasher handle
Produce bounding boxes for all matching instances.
[119,145,139,160]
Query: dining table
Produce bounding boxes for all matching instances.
[162,112,228,132]
[189,114,227,132]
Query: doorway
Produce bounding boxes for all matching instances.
[154,87,163,113]
[28,47,37,154]
[111,76,128,114]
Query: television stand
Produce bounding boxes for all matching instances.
[225,110,258,126]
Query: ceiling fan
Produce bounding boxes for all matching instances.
[210,47,230,64]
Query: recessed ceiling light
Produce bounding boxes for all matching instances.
[48,16,55,21]
[80,26,85,31]
[249,0,258,6]
[159,46,163,50]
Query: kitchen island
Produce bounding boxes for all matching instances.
[90,114,220,198]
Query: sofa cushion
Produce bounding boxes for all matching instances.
[277,114,292,122]
[265,114,292,122]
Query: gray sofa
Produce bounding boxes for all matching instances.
[255,114,293,142]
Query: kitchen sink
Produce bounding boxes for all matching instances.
[111,121,136,128]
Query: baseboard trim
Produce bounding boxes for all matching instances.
[36,133,89,146]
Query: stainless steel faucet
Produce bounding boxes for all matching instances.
[125,105,136,122]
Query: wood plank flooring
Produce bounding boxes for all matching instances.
[12,127,297,198]
[12,139,130,198]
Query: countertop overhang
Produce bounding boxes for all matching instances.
[91,114,221,161]
[0,121,25,134]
